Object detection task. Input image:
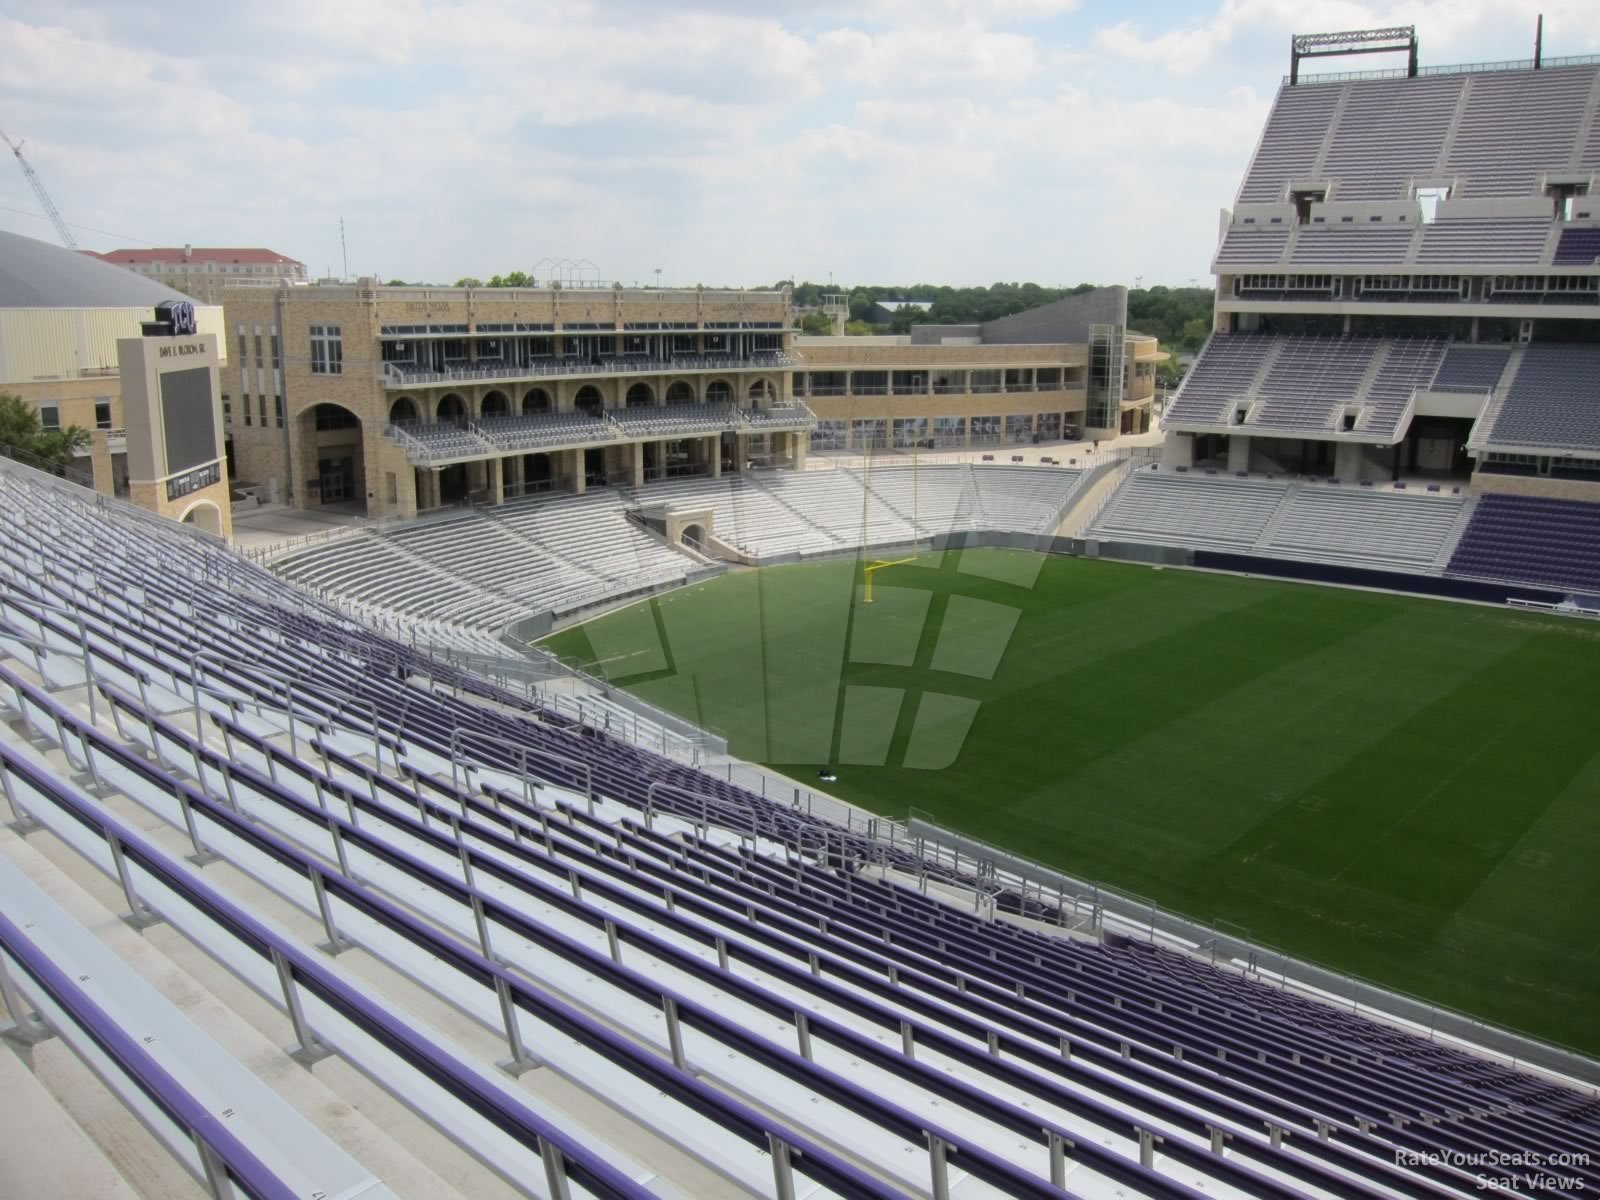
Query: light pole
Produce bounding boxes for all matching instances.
[654,267,662,290]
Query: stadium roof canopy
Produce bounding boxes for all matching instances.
[0,229,191,309]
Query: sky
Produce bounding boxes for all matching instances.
[2,0,1597,289]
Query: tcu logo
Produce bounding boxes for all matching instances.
[157,300,197,336]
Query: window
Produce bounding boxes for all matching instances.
[254,326,263,368]
[236,329,247,366]
[270,328,280,368]
[39,405,59,431]
[222,396,232,425]
[259,396,267,425]
[310,324,343,375]
[94,400,112,429]
[275,396,284,428]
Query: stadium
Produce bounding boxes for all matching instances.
[1,22,1599,1200]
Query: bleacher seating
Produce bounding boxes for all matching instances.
[1087,470,1290,549]
[1318,76,1465,201]
[1430,345,1512,392]
[477,411,613,451]
[1553,227,1600,266]
[1447,493,1600,593]
[1445,66,1598,197]
[1416,217,1552,264]
[969,464,1085,532]
[1291,224,1416,264]
[279,490,691,631]
[388,421,489,459]
[609,403,739,437]
[1213,224,1290,265]
[1236,83,1342,204]
[1252,336,1378,432]
[1263,485,1466,570]
[1236,64,1600,208]
[1362,338,1447,438]
[630,474,840,556]
[279,464,1091,632]
[1484,343,1600,451]
[1087,469,1471,572]
[0,461,1596,1199]
[1163,335,1275,425]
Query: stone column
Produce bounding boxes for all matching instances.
[709,436,723,478]
[1226,435,1251,474]
[487,457,503,506]
[792,431,808,471]
[89,432,114,495]
[1334,440,1364,482]
[631,441,645,487]
[570,448,587,494]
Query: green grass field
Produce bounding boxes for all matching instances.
[543,549,1600,1054]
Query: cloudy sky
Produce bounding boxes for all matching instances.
[2,1,1596,288]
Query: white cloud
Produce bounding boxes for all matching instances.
[0,2,1594,288]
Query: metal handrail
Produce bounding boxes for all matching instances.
[187,648,384,769]
[449,726,594,816]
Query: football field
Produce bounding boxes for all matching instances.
[543,548,1600,1055]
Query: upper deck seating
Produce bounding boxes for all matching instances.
[1236,84,1342,204]
[1446,65,1599,197]
[1318,75,1464,201]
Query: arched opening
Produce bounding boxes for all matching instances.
[297,402,368,515]
[666,380,695,405]
[682,522,707,551]
[437,393,467,424]
[704,379,733,406]
[522,387,553,414]
[179,501,224,537]
[481,390,510,418]
[748,378,775,404]
[389,396,419,425]
[574,385,604,415]
[625,382,655,408]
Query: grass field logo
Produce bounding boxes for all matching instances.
[569,540,1049,774]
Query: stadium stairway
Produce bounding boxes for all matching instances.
[0,460,1597,1199]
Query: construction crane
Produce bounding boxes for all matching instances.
[1,126,78,250]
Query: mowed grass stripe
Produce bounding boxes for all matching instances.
[544,552,1600,1053]
[1040,605,1535,861]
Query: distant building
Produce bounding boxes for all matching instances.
[797,288,1162,448]
[864,299,933,327]
[0,230,230,529]
[85,246,306,305]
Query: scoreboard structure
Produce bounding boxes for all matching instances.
[117,301,233,538]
